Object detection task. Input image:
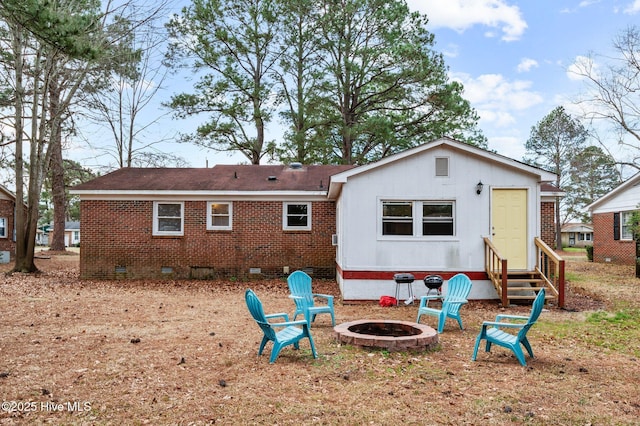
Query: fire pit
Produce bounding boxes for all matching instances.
[334,320,438,352]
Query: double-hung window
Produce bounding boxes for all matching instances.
[422,203,454,235]
[382,200,455,237]
[0,217,6,238]
[283,202,311,230]
[621,211,635,240]
[153,201,184,236]
[382,202,413,235]
[207,202,232,230]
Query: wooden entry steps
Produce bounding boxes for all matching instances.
[496,271,555,304]
[484,236,565,308]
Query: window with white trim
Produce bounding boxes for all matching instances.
[578,232,592,242]
[382,200,455,237]
[153,202,184,236]
[283,202,311,230]
[382,202,413,235]
[422,202,454,235]
[207,202,232,230]
[0,217,6,238]
[621,211,635,240]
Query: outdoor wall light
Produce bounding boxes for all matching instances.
[476,181,484,195]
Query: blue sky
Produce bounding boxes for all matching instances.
[73,0,640,170]
[407,0,640,161]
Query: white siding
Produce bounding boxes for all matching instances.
[336,146,541,273]
[590,182,640,214]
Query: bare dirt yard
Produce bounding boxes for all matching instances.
[1,251,639,425]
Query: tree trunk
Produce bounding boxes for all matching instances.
[11,23,38,273]
[49,81,67,251]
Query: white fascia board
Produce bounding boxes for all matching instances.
[451,143,557,182]
[586,171,640,212]
[327,137,557,188]
[541,190,566,199]
[71,190,330,202]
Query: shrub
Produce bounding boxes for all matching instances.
[586,245,593,261]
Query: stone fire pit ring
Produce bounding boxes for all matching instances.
[334,319,438,352]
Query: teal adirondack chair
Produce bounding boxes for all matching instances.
[287,270,335,327]
[245,289,318,364]
[472,288,546,366]
[416,273,472,333]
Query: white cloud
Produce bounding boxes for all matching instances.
[451,72,544,128]
[440,43,460,58]
[488,136,526,159]
[624,0,640,13]
[457,73,543,109]
[407,0,527,41]
[579,0,601,8]
[477,109,517,127]
[566,55,599,81]
[517,58,539,73]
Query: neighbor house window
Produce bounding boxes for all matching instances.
[621,211,635,240]
[381,200,455,237]
[153,202,184,236]
[578,233,592,241]
[382,201,413,235]
[207,202,232,230]
[283,202,311,230]
[0,217,6,238]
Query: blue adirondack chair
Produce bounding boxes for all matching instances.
[416,273,472,333]
[472,288,546,366]
[287,270,335,327]
[245,289,318,363]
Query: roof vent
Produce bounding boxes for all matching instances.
[267,176,277,181]
[289,162,303,169]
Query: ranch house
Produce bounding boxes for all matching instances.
[71,138,564,305]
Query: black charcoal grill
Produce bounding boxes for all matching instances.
[423,274,443,297]
[393,273,415,305]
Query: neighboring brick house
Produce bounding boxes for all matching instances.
[587,171,640,265]
[0,184,16,262]
[71,164,353,279]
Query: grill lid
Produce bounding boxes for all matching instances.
[423,274,443,289]
[393,273,415,283]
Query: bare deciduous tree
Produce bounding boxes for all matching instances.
[571,25,640,172]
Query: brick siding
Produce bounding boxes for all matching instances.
[80,200,338,280]
[540,201,555,248]
[0,198,15,257]
[592,212,635,265]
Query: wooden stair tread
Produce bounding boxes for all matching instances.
[506,278,544,283]
[505,295,555,300]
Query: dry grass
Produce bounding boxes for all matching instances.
[1,252,639,425]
